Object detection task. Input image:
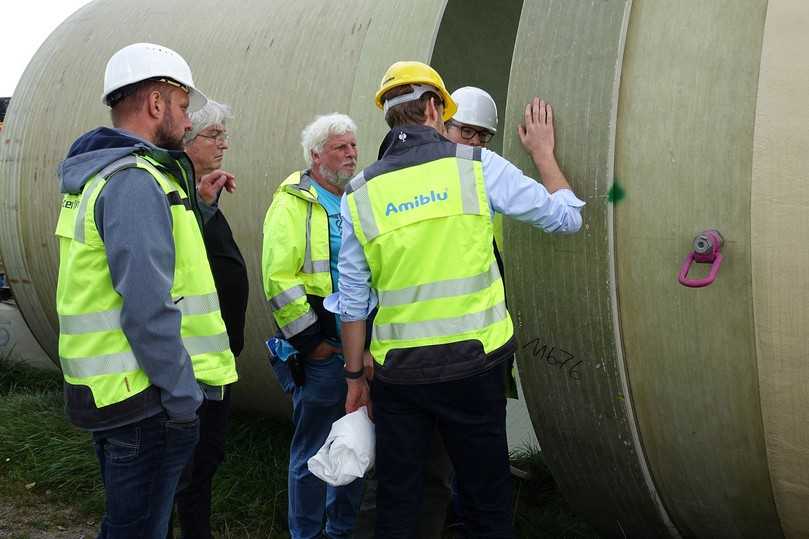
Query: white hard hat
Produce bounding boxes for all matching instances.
[450,86,498,133]
[102,43,208,111]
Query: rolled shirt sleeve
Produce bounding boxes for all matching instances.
[337,195,373,322]
[482,148,585,233]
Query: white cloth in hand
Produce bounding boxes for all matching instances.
[307,406,375,486]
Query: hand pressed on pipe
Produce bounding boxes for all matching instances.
[517,97,571,194]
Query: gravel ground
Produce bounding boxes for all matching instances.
[0,488,97,539]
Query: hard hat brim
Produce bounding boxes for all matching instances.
[187,87,208,113]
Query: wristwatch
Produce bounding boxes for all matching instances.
[344,366,364,380]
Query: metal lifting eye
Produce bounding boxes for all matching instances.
[678,229,724,288]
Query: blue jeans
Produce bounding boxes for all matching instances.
[288,355,364,539]
[92,412,200,539]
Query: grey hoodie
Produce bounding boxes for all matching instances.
[58,127,215,430]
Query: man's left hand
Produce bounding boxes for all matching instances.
[197,170,236,205]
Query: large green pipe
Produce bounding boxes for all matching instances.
[0,0,524,416]
[2,1,808,537]
[504,0,808,537]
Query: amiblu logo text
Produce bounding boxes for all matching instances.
[385,189,448,217]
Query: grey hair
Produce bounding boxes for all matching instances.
[184,99,233,143]
[301,113,357,167]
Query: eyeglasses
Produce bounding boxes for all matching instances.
[447,121,494,144]
[196,131,230,143]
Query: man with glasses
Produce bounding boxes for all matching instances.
[55,43,237,538]
[167,99,248,539]
[442,85,568,537]
[445,86,497,147]
[339,61,584,538]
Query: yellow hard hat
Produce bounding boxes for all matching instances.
[374,61,457,121]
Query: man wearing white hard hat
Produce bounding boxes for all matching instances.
[54,43,237,538]
[443,86,568,537]
[446,86,568,188]
[445,86,499,147]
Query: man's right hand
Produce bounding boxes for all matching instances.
[345,377,370,416]
[517,97,555,160]
[308,340,341,360]
[197,170,236,205]
[517,96,570,194]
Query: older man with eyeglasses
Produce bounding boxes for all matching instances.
[168,99,249,539]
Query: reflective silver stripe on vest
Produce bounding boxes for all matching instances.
[60,351,140,378]
[279,308,318,339]
[183,332,231,356]
[303,259,330,273]
[73,176,104,244]
[346,171,367,194]
[59,309,121,335]
[374,301,508,342]
[74,156,141,244]
[456,145,480,215]
[175,293,221,316]
[378,263,500,307]
[58,292,220,335]
[301,202,330,274]
[353,182,381,242]
[270,284,307,311]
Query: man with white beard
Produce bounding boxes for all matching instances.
[261,113,364,539]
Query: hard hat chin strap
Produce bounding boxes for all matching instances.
[383,84,438,113]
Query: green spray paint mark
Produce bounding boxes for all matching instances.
[607,180,625,203]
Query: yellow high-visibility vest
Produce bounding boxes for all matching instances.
[262,171,332,338]
[55,153,237,408]
[346,143,513,368]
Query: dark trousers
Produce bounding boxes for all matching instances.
[372,362,513,539]
[93,413,199,539]
[169,390,231,539]
[352,429,452,539]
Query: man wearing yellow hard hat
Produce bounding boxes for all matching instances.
[338,61,585,538]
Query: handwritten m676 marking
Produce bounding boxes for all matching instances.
[522,338,583,380]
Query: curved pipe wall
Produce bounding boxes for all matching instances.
[3,1,809,537]
[504,0,808,537]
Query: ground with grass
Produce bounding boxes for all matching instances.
[0,359,598,538]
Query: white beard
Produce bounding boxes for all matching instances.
[321,165,354,188]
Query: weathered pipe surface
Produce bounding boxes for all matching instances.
[504,0,808,538]
[3,0,809,537]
